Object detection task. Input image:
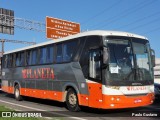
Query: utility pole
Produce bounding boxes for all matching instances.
[0,13,40,56]
[0,8,39,81]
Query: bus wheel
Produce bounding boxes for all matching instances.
[14,85,23,101]
[66,88,80,112]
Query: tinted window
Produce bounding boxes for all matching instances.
[7,54,13,68]
[56,44,63,63]
[80,36,102,78]
[63,41,77,62]
[39,46,54,64]
[46,46,54,63]
[26,50,32,65]
[16,53,20,66]
[21,52,25,66]
[3,55,7,68]
[3,55,8,68]
[3,54,13,68]
[31,49,37,65]
[15,52,25,66]
[39,47,47,64]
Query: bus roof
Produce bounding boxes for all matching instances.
[4,30,147,55]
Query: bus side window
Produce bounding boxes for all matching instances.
[56,44,63,63]
[7,54,13,68]
[4,55,8,68]
[39,47,47,64]
[31,49,37,65]
[15,53,20,66]
[20,52,25,66]
[46,46,54,63]
[63,41,77,62]
[2,55,6,68]
[89,49,101,80]
[26,51,32,65]
[15,52,25,67]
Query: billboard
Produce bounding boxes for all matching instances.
[46,17,80,39]
[0,8,14,35]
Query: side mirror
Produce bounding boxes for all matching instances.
[103,47,109,64]
[150,49,155,67]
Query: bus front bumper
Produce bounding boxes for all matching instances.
[101,93,154,109]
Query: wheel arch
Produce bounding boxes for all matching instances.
[13,81,21,93]
[62,83,80,102]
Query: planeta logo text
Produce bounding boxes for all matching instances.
[22,68,54,79]
[127,86,146,91]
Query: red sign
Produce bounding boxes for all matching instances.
[46,17,80,39]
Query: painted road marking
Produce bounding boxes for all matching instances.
[0,99,87,120]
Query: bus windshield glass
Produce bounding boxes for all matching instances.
[104,36,154,86]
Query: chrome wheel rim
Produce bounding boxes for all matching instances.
[15,88,19,98]
[68,93,77,106]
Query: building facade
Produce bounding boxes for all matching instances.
[154,58,160,84]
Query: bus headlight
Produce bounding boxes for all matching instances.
[116,98,120,101]
[111,97,114,101]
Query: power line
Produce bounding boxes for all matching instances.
[0,39,36,45]
[116,11,160,30]
[126,16,160,31]
[14,17,45,32]
[0,39,36,56]
[142,26,160,34]
[90,0,157,29]
[81,0,122,25]
[97,0,157,29]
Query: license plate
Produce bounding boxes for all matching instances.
[134,99,142,103]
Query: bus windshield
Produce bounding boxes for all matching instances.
[104,36,154,86]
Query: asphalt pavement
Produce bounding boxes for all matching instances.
[0,90,160,120]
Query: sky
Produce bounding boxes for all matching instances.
[0,0,160,57]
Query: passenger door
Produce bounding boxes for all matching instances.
[88,49,103,108]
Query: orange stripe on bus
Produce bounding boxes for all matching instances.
[20,88,63,101]
[87,82,103,108]
[86,82,154,109]
[2,86,89,106]
[2,86,154,109]
[77,94,89,106]
[1,86,14,94]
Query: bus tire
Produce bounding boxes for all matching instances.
[66,88,80,112]
[14,85,23,101]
